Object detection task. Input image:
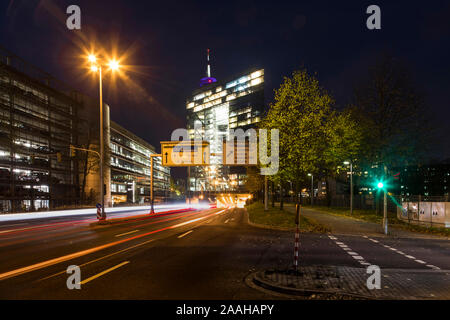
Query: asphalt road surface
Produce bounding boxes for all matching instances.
[0,207,448,299]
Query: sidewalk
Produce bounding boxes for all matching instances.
[282,203,448,239]
[251,266,450,300]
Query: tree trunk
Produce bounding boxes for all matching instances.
[279,182,284,210]
[271,181,275,207]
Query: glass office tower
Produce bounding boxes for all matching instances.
[186,68,264,192]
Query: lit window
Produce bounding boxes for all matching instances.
[251,77,262,86]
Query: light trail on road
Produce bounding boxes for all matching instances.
[0,208,228,281]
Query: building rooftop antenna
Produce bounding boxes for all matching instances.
[200,48,217,87]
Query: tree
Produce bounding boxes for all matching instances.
[353,54,430,172]
[260,69,362,206]
[244,166,264,200]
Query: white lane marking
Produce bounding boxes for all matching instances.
[328,235,370,266]
[414,259,426,264]
[39,239,154,281]
[426,265,441,270]
[224,219,230,224]
[80,261,130,285]
[365,236,441,270]
[115,230,139,237]
[178,230,193,238]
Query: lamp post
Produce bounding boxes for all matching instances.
[307,173,313,206]
[344,161,353,215]
[88,54,120,220]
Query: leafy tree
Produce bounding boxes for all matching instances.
[353,54,430,172]
[258,69,363,206]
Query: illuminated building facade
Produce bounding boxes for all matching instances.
[186,67,265,192]
[0,46,171,212]
[0,47,82,212]
[110,121,170,204]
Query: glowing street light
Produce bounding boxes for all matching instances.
[108,59,120,71]
[85,52,122,220]
[88,54,97,63]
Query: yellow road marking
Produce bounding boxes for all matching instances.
[115,230,139,237]
[38,239,154,281]
[177,230,193,238]
[80,261,129,285]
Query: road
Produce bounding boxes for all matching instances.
[0,207,448,299]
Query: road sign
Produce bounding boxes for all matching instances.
[160,141,210,167]
[222,139,257,166]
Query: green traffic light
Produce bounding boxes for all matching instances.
[377,182,384,189]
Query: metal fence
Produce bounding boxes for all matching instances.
[284,194,450,229]
[395,195,450,228]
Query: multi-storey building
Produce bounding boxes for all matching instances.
[110,121,170,204]
[0,46,171,212]
[0,46,83,213]
[186,65,264,193]
[397,161,450,199]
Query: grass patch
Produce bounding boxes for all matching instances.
[246,202,330,233]
[302,205,450,237]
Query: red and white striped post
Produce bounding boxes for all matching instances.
[294,204,301,271]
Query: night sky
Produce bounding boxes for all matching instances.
[1,0,450,175]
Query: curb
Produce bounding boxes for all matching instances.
[244,207,330,233]
[244,208,295,232]
[89,208,195,227]
[250,271,373,300]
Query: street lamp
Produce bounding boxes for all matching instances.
[87,53,121,220]
[344,161,353,215]
[307,173,313,206]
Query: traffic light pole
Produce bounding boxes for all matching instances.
[150,154,161,214]
[350,162,353,216]
[383,165,388,235]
